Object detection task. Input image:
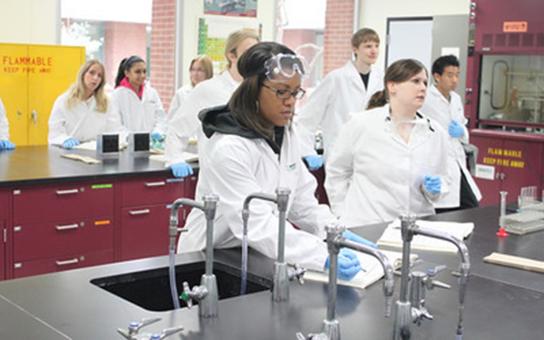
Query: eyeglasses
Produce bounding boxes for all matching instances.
[263,84,306,100]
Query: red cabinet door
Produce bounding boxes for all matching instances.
[0,223,5,281]
[13,218,114,262]
[13,249,114,279]
[500,140,543,202]
[121,176,185,207]
[120,204,171,261]
[13,182,114,224]
[181,175,198,223]
[472,134,544,206]
[472,135,503,206]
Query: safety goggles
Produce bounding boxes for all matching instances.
[264,53,307,82]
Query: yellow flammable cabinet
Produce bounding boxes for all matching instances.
[0,44,85,145]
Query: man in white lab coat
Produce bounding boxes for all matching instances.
[420,55,481,210]
[295,28,384,166]
[164,28,259,178]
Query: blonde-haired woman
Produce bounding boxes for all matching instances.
[48,59,119,149]
[168,55,213,121]
[165,28,259,178]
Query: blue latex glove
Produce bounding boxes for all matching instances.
[170,162,194,178]
[303,155,324,171]
[0,140,15,150]
[62,137,80,149]
[448,120,464,138]
[423,175,441,195]
[150,131,163,142]
[325,248,362,281]
[342,230,378,249]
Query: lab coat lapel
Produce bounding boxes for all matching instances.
[345,62,366,94]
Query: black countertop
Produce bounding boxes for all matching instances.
[0,145,198,186]
[0,206,544,339]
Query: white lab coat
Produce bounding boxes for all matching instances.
[295,61,384,159]
[111,83,167,135]
[167,84,193,122]
[0,98,10,140]
[420,85,482,207]
[165,71,239,166]
[177,124,337,271]
[48,92,121,145]
[325,105,452,227]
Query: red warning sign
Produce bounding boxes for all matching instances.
[503,21,528,32]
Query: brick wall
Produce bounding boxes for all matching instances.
[104,22,147,86]
[150,0,176,111]
[323,0,354,74]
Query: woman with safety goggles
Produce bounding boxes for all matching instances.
[177,42,374,280]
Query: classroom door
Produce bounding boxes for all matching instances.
[27,45,85,145]
[0,44,29,146]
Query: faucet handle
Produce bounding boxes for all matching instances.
[149,326,184,340]
[424,265,451,290]
[426,264,447,277]
[180,281,208,308]
[288,264,306,285]
[296,332,329,340]
[117,317,162,339]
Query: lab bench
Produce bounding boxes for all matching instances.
[0,145,198,280]
[0,206,543,339]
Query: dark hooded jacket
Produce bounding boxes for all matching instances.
[198,104,285,155]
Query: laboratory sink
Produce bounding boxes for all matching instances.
[91,261,271,311]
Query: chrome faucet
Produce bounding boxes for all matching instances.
[392,215,470,340]
[241,188,305,302]
[169,194,220,318]
[298,224,395,340]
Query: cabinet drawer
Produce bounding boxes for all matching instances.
[121,176,186,206]
[13,218,114,262]
[13,249,114,279]
[0,191,8,219]
[120,204,183,261]
[13,182,114,224]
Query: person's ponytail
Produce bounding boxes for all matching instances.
[366,90,387,110]
[115,58,128,88]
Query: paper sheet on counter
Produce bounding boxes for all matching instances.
[377,219,474,253]
[149,152,198,164]
[304,250,412,290]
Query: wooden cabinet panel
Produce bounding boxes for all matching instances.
[120,204,171,261]
[13,249,114,279]
[13,183,114,224]
[13,218,113,262]
[121,176,185,207]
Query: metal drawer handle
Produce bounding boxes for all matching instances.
[55,223,79,231]
[55,258,79,266]
[145,181,166,187]
[129,209,151,216]
[56,189,79,195]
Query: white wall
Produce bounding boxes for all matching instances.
[177,0,275,87]
[359,0,470,68]
[0,0,59,44]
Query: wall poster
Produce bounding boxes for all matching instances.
[203,0,258,17]
[198,16,261,72]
